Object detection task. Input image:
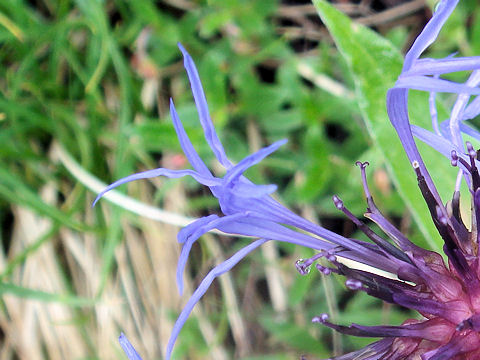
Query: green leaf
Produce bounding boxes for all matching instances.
[313,0,455,251]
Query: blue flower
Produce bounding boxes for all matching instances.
[100,1,480,358]
[388,0,480,180]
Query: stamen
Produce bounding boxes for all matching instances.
[346,279,363,290]
[316,263,333,275]
[466,141,480,190]
[454,155,472,172]
[296,251,332,275]
[332,195,412,264]
[327,254,337,262]
[412,160,447,223]
[312,313,329,323]
[295,259,311,275]
[332,195,343,210]
[356,161,374,210]
[311,250,342,275]
[466,141,476,158]
[451,150,458,167]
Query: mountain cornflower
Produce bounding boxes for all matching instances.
[96,0,480,358]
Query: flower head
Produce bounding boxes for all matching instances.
[97,1,480,358]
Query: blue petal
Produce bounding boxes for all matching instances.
[403,0,459,71]
[119,333,143,360]
[459,122,480,140]
[462,96,480,120]
[216,216,335,250]
[170,99,212,176]
[216,216,402,274]
[404,56,480,76]
[93,168,219,206]
[166,238,268,360]
[411,125,477,175]
[176,213,245,296]
[178,43,233,168]
[177,214,219,244]
[411,125,461,159]
[176,214,218,295]
[223,139,287,185]
[228,182,277,198]
[386,88,444,207]
[395,76,480,95]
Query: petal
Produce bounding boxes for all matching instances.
[178,43,232,168]
[411,125,472,174]
[395,76,480,95]
[244,198,389,263]
[403,0,459,71]
[411,125,457,155]
[386,88,444,207]
[462,96,480,120]
[93,168,219,206]
[439,119,480,143]
[364,211,418,253]
[218,216,402,274]
[176,214,219,294]
[177,214,219,244]
[229,182,277,198]
[170,99,212,176]
[217,216,335,250]
[404,56,480,76]
[176,213,245,296]
[166,238,268,360]
[223,139,288,185]
[119,333,143,360]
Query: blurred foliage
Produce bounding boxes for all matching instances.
[0,0,479,359]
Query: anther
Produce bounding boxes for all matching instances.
[355,161,369,169]
[332,195,344,210]
[451,150,458,167]
[316,264,332,275]
[356,161,376,211]
[345,279,363,290]
[312,313,329,323]
[465,141,480,190]
[326,254,336,262]
[295,259,311,275]
[467,142,476,158]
